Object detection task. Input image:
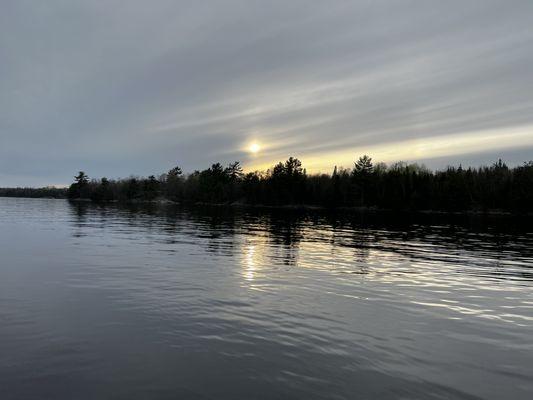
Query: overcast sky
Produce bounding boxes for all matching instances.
[2,0,533,186]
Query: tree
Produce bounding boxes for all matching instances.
[243,171,261,204]
[352,156,374,206]
[225,161,244,181]
[271,162,285,179]
[167,166,182,179]
[224,161,244,202]
[123,177,140,200]
[68,171,89,199]
[209,163,225,176]
[75,171,89,185]
[353,155,373,176]
[165,165,183,201]
[284,157,303,177]
[143,175,160,200]
[58,156,533,213]
[267,157,305,204]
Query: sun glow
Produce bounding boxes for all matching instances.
[248,142,261,154]
[244,125,533,174]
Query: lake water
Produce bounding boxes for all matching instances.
[1,197,532,399]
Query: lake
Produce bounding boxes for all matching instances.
[1,197,532,399]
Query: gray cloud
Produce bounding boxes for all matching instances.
[1,0,533,186]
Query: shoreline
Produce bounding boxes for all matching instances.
[2,196,528,217]
[15,196,533,217]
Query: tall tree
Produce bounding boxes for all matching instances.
[68,171,89,199]
[352,155,374,205]
[225,161,244,181]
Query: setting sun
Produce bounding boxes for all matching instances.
[249,142,261,154]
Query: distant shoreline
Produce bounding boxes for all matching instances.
[3,156,533,215]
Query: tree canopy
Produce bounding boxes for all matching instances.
[14,156,528,214]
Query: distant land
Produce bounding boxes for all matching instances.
[1,156,532,214]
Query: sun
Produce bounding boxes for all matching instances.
[248,142,261,154]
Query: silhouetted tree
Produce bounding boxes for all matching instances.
[143,175,160,200]
[68,171,90,199]
[90,177,114,202]
[352,155,373,205]
[49,156,533,214]
[353,155,373,175]
[0,187,67,198]
[165,165,183,201]
[225,161,244,181]
[267,157,305,204]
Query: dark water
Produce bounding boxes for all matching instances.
[1,198,532,400]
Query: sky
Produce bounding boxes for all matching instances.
[1,0,533,187]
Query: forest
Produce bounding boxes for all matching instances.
[61,156,533,213]
[0,186,67,199]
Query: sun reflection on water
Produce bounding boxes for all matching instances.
[236,221,533,327]
[244,243,256,281]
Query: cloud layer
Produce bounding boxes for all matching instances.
[2,0,533,185]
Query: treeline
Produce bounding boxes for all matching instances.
[66,156,533,213]
[0,187,67,198]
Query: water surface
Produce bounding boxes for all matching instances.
[1,198,532,399]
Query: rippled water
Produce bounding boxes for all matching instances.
[1,198,532,399]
